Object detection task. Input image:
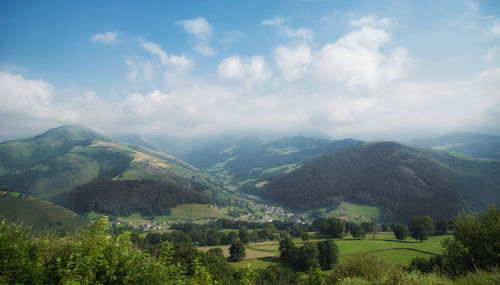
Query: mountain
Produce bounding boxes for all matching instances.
[181,135,363,191]
[0,190,90,231]
[0,125,219,216]
[263,141,500,221]
[410,132,500,159]
[111,133,159,151]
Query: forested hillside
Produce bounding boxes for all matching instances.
[69,180,212,217]
[264,142,463,221]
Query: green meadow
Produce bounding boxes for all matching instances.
[198,232,450,270]
[0,191,90,231]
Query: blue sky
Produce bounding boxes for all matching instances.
[1,0,500,140]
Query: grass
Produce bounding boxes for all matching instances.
[262,163,298,174]
[170,203,221,220]
[0,191,90,231]
[230,257,283,270]
[327,201,381,222]
[209,233,452,269]
[116,212,148,223]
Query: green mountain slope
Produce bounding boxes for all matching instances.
[181,135,362,191]
[422,149,500,207]
[410,132,500,159]
[0,125,218,216]
[264,142,463,221]
[0,190,90,231]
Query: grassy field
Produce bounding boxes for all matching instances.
[170,203,223,220]
[199,232,451,270]
[327,201,381,222]
[0,191,90,231]
[112,203,227,223]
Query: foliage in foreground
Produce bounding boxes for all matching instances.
[0,216,206,284]
[328,252,500,285]
[409,205,500,277]
[2,205,500,284]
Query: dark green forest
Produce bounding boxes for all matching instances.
[69,180,213,217]
[265,142,462,221]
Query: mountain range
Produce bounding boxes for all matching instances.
[0,125,226,217]
[0,125,499,223]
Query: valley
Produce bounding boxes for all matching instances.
[1,125,500,227]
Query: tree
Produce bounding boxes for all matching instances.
[317,239,339,270]
[278,234,295,264]
[227,231,238,243]
[350,224,365,239]
[206,229,221,246]
[409,216,434,242]
[312,217,329,233]
[441,205,500,275]
[345,222,356,234]
[381,223,390,232]
[301,232,311,241]
[298,242,319,271]
[393,224,409,241]
[360,222,372,233]
[239,226,250,244]
[433,220,450,235]
[370,223,378,238]
[325,217,345,238]
[229,239,246,261]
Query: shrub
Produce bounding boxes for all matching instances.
[328,252,401,281]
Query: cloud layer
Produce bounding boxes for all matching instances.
[1,15,500,141]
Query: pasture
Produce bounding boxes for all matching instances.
[198,232,450,270]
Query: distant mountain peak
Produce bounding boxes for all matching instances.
[34,124,111,142]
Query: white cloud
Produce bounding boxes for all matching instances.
[261,17,312,42]
[139,39,192,69]
[176,17,215,56]
[275,45,312,82]
[91,32,121,45]
[0,72,53,116]
[490,23,500,37]
[2,62,500,140]
[261,17,286,26]
[177,17,212,40]
[218,56,272,87]
[272,19,411,88]
[350,16,394,28]
[310,25,410,89]
[2,16,500,140]
[194,43,215,56]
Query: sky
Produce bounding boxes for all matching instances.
[1,0,500,141]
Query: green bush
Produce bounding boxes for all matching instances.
[328,252,401,281]
[0,217,211,284]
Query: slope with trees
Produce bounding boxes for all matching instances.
[265,142,462,221]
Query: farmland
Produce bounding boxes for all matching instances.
[198,232,449,269]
